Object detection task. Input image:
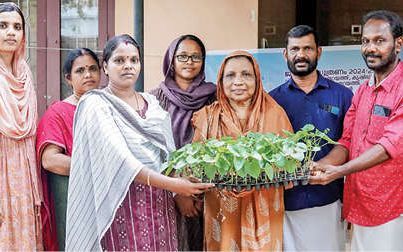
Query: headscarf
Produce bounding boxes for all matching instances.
[192,50,292,139]
[0,8,41,249]
[158,35,216,148]
[0,32,37,139]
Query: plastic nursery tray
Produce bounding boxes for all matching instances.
[201,168,309,192]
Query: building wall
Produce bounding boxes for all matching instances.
[143,0,258,91]
[115,0,134,36]
[317,0,403,45]
[258,0,296,48]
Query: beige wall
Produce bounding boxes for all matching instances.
[144,0,258,91]
[115,0,134,36]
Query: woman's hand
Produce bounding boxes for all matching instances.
[174,195,200,217]
[168,177,214,197]
[137,168,214,196]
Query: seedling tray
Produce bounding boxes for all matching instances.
[201,167,309,191]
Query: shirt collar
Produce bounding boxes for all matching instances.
[287,71,329,90]
[368,61,402,93]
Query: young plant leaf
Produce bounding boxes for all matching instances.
[204,164,217,180]
[234,156,245,171]
[264,163,274,180]
[301,124,315,131]
[245,159,260,179]
[284,159,297,173]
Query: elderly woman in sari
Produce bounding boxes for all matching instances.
[151,34,216,251]
[0,3,42,250]
[192,51,293,251]
[65,34,213,251]
[36,48,101,250]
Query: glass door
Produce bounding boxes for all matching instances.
[60,0,99,99]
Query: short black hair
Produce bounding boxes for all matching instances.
[102,34,141,63]
[0,2,25,35]
[285,25,319,47]
[363,10,403,38]
[63,48,100,78]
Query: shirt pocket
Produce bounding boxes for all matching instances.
[366,114,388,144]
[318,109,341,140]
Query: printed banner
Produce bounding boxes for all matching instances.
[205,45,402,93]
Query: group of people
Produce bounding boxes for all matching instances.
[0,1,401,251]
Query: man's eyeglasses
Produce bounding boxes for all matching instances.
[175,54,203,63]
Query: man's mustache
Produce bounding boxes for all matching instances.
[294,58,310,64]
[364,53,381,59]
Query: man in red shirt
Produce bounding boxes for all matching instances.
[310,10,403,250]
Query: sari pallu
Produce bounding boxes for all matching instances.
[36,101,76,251]
[65,90,177,251]
[192,50,293,251]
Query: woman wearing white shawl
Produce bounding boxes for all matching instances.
[65,35,213,251]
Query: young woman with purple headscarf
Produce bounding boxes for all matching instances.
[150,34,216,251]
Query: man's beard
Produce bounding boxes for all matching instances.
[362,46,397,73]
[287,57,318,76]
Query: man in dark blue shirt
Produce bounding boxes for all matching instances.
[270,25,353,251]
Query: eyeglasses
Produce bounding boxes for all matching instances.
[175,54,203,63]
